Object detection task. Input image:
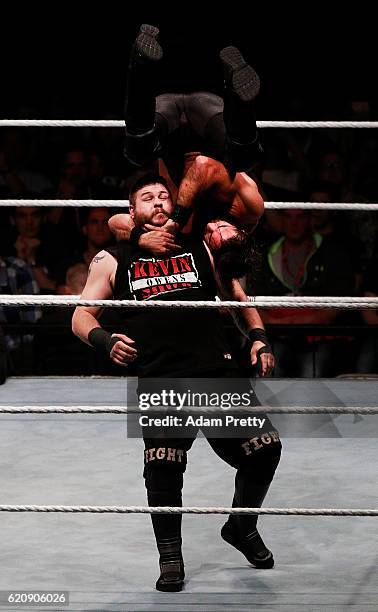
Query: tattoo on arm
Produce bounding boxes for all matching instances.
[88,254,106,276]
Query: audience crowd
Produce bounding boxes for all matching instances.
[0,101,377,381]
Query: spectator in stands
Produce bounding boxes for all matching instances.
[79,207,115,268]
[314,149,354,203]
[0,255,41,375]
[57,262,88,296]
[45,149,122,247]
[33,263,95,374]
[309,182,363,292]
[0,147,28,235]
[89,151,123,197]
[0,129,53,196]
[5,207,60,292]
[0,148,27,198]
[55,207,115,287]
[45,149,93,246]
[251,209,355,377]
[34,262,122,375]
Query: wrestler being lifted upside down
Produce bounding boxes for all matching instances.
[109,24,264,279]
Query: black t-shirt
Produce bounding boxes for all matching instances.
[108,236,236,377]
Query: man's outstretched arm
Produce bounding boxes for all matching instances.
[221,278,274,377]
[204,243,274,376]
[72,250,137,367]
[223,279,274,376]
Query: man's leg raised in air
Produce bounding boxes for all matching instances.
[124,24,163,166]
[220,46,264,174]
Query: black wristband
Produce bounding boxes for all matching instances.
[248,328,273,376]
[88,328,120,356]
[129,227,144,247]
[248,328,269,345]
[170,204,192,227]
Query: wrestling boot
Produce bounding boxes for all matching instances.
[221,477,274,569]
[131,24,163,64]
[220,45,260,102]
[155,537,185,592]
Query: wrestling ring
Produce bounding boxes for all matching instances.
[0,117,377,611]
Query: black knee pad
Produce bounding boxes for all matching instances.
[124,126,161,167]
[144,464,183,494]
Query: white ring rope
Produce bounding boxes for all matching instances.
[0,199,377,210]
[1,119,378,129]
[0,405,376,415]
[0,505,375,515]
[0,296,377,309]
[265,202,378,210]
[250,296,376,303]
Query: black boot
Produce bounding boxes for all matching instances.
[131,24,163,64]
[221,472,274,569]
[221,516,274,568]
[220,46,260,104]
[146,473,185,592]
[156,536,185,592]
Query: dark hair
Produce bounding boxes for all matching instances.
[212,231,260,281]
[129,173,170,206]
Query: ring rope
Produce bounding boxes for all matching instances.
[0,199,377,210]
[250,296,376,303]
[0,405,376,414]
[266,202,378,210]
[1,119,378,129]
[0,296,377,309]
[0,505,375,515]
